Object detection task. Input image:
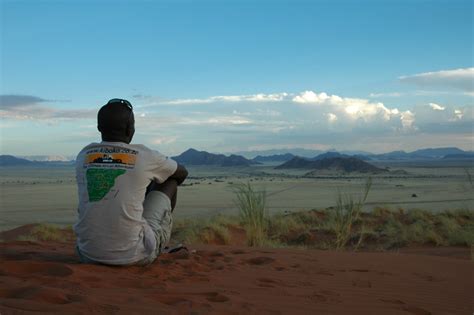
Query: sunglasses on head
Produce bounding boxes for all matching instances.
[107,98,133,111]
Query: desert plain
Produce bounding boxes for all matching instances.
[0,160,473,314]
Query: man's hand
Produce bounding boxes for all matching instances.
[170,164,188,185]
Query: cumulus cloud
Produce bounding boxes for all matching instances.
[399,67,474,92]
[400,111,415,129]
[326,113,338,123]
[429,103,445,111]
[291,90,413,130]
[3,90,471,153]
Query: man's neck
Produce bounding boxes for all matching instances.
[101,136,130,144]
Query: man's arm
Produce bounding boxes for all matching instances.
[169,163,188,185]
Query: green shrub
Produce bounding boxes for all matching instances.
[406,208,432,224]
[233,182,268,246]
[173,215,236,245]
[383,215,408,248]
[330,177,372,249]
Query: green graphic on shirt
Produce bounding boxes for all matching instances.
[86,168,126,202]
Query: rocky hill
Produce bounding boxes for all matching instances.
[252,153,295,163]
[173,148,257,167]
[0,155,37,166]
[276,156,386,173]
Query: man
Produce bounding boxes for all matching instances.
[74,98,188,265]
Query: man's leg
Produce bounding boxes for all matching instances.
[146,178,178,211]
[142,178,179,263]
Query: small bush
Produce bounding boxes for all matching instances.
[233,182,268,247]
[12,224,71,242]
[173,215,236,245]
[330,177,372,249]
[406,208,432,224]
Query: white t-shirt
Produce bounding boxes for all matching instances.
[74,141,177,265]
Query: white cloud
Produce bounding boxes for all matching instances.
[292,91,330,104]
[151,136,177,145]
[399,67,474,92]
[176,115,253,126]
[400,110,416,129]
[292,90,406,128]
[232,109,281,117]
[429,103,445,111]
[369,92,403,98]
[453,109,464,120]
[162,92,289,105]
[326,113,338,123]
[4,90,472,154]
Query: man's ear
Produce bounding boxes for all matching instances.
[125,122,135,140]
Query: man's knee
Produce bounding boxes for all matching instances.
[148,179,177,201]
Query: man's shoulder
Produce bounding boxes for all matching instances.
[76,142,100,157]
[128,143,151,152]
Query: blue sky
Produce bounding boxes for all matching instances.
[1,0,473,156]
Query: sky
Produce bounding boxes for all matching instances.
[0,0,473,156]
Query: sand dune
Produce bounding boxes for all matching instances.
[0,226,472,314]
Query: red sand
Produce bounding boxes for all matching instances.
[0,227,472,314]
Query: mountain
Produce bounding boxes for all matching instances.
[274,156,313,169]
[276,156,386,173]
[371,147,469,160]
[311,152,372,161]
[0,155,37,166]
[442,153,474,159]
[173,148,257,167]
[371,150,414,160]
[233,148,324,159]
[411,147,466,159]
[312,151,346,160]
[19,155,75,162]
[235,147,468,161]
[252,153,295,163]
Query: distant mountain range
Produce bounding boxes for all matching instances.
[1,147,472,167]
[442,153,474,159]
[19,155,75,162]
[370,147,468,160]
[172,148,259,167]
[239,147,473,162]
[0,155,37,166]
[0,155,74,167]
[276,156,386,173]
[252,153,296,163]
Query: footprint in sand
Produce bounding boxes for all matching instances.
[204,292,230,303]
[209,251,225,257]
[380,299,431,315]
[413,272,443,282]
[2,285,73,305]
[231,249,246,255]
[257,278,279,288]
[351,279,372,288]
[155,295,192,306]
[273,266,287,271]
[245,257,275,265]
[3,261,74,277]
[316,270,334,276]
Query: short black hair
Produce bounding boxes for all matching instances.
[97,100,134,138]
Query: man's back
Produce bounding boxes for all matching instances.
[74,141,177,265]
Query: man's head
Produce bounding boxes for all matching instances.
[97,98,135,143]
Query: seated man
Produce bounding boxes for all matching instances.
[74,98,188,265]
